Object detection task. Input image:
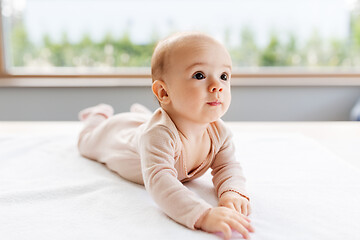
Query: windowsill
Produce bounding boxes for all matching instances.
[1,75,360,87]
[1,66,360,87]
[0,77,151,87]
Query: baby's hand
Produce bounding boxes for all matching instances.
[195,207,254,240]
[218,191,251,216]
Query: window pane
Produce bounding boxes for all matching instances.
[1,0,360,72]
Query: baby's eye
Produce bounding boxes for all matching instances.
[192,72,205,80]
[220,73,229,81]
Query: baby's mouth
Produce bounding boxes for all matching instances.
[207,101,221,106]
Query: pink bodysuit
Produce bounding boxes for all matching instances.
[78,107,248,229]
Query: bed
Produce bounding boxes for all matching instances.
[1,121,360,240]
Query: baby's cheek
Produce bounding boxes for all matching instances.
[225,91,232,104]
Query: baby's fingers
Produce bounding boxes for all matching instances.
[219,223,232,240]
[241,203,248,216]
[227,219,250,240]
[233,214,254,232]
[247,204,252,216]
[237,211,251,223]
[234,202,242,213]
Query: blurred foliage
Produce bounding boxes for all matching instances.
[8,11,360,68]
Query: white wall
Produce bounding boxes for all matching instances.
[0,86,359,121]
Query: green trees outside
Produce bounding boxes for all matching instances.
[8,11,360,68]
[10,24,156,68]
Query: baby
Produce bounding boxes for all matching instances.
[78,32,254,240]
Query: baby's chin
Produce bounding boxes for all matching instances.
[203,112,227,123]
[211,107,229,119]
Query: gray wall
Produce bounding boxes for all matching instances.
[1,86,360,121]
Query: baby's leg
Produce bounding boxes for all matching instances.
[78,103,114,122]
[78,104,114,160]
[130,103,153,115]
[78,104,147,185]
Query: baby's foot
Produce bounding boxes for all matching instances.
[130,103,152,115]
[78,104,114,121]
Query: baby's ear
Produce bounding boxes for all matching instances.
[152,80,170,105]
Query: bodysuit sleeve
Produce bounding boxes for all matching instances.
[211,124,249,200]
[139,125,212,229]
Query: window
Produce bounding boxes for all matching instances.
[1,0,360,78]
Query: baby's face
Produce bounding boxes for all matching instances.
[163,37,232,124]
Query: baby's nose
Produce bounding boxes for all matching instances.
[210,86,223,92]
[209,80,223,92]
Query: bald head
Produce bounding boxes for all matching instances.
[151,32,224,83]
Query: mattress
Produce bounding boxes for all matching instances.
[0,122,359,240]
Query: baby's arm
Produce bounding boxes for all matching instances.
[139,124,253,239]
[211,122,251,215]
[139,125,212,228]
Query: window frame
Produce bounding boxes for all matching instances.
[0,10,5,79]
[1,6,360,87]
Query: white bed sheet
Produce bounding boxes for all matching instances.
[0,124,359,240]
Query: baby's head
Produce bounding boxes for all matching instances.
[151,32,232,124]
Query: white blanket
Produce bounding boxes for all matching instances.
[0,124,359,240]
